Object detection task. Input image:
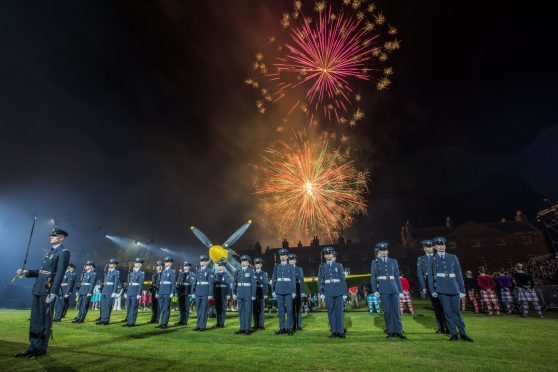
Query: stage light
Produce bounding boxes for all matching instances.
[135,240,140,246]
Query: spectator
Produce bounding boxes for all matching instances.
[513,263,544,318]
[495,271,514,315]
[348,286,360,308]
[477,269,501,315]
[91,282,102,311]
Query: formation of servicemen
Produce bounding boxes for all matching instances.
[14,226,475,358]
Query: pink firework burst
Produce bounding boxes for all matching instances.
[270,8,379,122]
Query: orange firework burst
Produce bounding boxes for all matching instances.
[254,132,369,241]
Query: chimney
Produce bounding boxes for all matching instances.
[282,238,289,249]
[446,216,454,227]
[311,235,320,248]
[338,236,346,246]
[297,240,303,248]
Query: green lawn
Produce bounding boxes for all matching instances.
[0,301,556,371]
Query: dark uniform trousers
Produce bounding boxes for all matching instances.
[427,289,447,332]
[158,295,171,325]
[178,293,190,323]
[253,287,266,328]
[126,297,139,325]
[439,294,466,335]
[325,295,344,335]
[196,296,209,329]
[76,295,91,321]
[53,295,68,321]
[293,282,302,328]
[215,294,227,326]
[29,295,54,351]
[277,294,293,330]
[380,294,402,334]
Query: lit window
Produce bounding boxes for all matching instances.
[476,257,486,271]
[472,240,481,248]
[502,256,512,269]
[520,236,532,245]
[496,238,506,246]
[448,241,457,249]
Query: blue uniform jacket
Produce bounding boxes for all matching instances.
[254,269,269,298]
[416,254,434,291]
[101,269,120,295]
[126,269,145,297]
[60,271,77,296]
[234,268,257,299]
[294,266,305,296]
[158,268,176,296]
[318,261,347,297]
[271,262,296,295]
[370,258,403,295]
[214,271,232,297]
[27,244,70,296]
[177,271,194,295]
[192,267,214,297]
[427,253,465,295]
[77,271,96,296]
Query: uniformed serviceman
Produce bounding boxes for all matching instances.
[149,261,163,324]
[192,255,214,331]
[73,260,96,323]
[157,256,176,329]
[427,236,473,342]
[123,258,145,327]
[214,259,232,328]
[272,248,297,335]
[416,239,448,334]
[97,258,120,325]
[318,246,347,338]
[288,253,306,331]
[371,242,406,339]
[176,261,194,326]
[14,227,71,358]
[53,263,77,322]
[234,255,257,335]
[252,258,268,330]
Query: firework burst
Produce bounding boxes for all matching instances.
[254,132,369,241]
[247,0,400,126]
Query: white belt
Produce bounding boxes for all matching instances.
[130,283,140,286]
[377,276,393,280]
[217,284,228,288]
[436,273,456,278]
[39,270,51,275]
[61,283,68,286]
[161,281,172,284]
[105,282,114,285]
[276,278,291,282]
[179,283,191,286]
[238,283,252,287]
[257,284,264,287]
[324,279,341,283]
[82,283,91,285]
[197,281,209,285]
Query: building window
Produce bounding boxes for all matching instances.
[308,256,315,264]
[472,240,481,248]
[496,238,506,246]
[520,236,532,245]
[502,256,512,270]
[476,257,487,271]
[448,241,457,249]
[342,255,350,262]
[399,265,410,275]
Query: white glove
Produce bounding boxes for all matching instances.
[208,296,214,300]
[399,293,404,298]
[432,292,438,298]
[87,293,92,297]
[251,297,256,301]
[292,293,296,299]
[64,294,69,298]
[190,294,196,299]
[136,295,141,300]
[226,295,231,300]
[342,295,347,300]
[124,294,128,299]
[272,292,277,298]
[45,293,57,304]
[155,294,159,299]
[171,294,176,299]
[302,293,307,298]
[263,295,268,299]
[459,293,466,299]
[16,268,29,278]
[233,295,237,300]
[111,293,118,298]
[320,294,325,300]
[422,288,427,294]
[374,292,380,297]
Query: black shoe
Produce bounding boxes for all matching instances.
[193,328,200,331]
[96,321,108,325]
[122,324,130,327]
[53,319,61,322]
[329,333,337,338]
[29,350,47,359]
[160,324,167,329]
[94,318,101,321]
[245,331,251,335]
[234,330,244,334]
[397,333,407,340]
[148,320,158,324]
[386,333,394,339]
[260,326,265,330]
[460,335,474,342]
[338,333,346,338]
[176,321,185,326]
[287,329,294,336]
[253,325,259,330]
[449,335,458,341]
[275,329,286,335]
[296,326,303,331]
[15,349,34,358]
[71,319,79,323]
[435,329,443,334]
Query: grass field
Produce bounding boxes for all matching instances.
[0,301,557,371]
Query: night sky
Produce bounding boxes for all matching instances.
[1,0,557,281]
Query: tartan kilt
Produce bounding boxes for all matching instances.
[480,289,499,303]
[400,291,412,303]
[500,288,513,303]
[517,287,539,302]
[467,289,479,300]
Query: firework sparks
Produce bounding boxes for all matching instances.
[254,133,369,240]
[247,1,400,126]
